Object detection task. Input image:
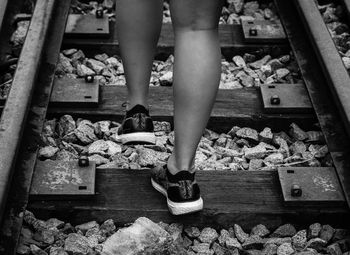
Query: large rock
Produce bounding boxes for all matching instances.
[136,147,169,167]
[38,146,59,159]
[277,242,294,255]
[58,115,76,137]
[234,224,249,243]
[271,224,297,238]
[308,223,322,239]
[199,227,219,244]
[319,225,334,243]
[86,59,106,74]
[64,233,93,255]
[102,217,185,255]
[251,224,270,237]
[11,21,30,47]
[75,120,97,145]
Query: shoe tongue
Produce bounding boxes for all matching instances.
[167,169,195,182]
[126,104,149,117]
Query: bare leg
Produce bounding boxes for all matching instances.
[116,0,163,108]
[167,0,223,174]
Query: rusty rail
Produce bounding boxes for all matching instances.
[0,0,57,221]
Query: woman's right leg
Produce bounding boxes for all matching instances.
[116,0,163,109]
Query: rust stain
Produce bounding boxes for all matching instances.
[312,175,336,192]
[41,162,83,190]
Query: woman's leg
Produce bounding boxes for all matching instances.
[116,0,163,109]
[168,0,224,174]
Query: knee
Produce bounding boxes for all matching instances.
[171,10,219,32]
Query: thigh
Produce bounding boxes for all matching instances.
[169,0,224,30]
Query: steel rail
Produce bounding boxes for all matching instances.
[294,0,350,139]
[0,0,8,33]
[0,0,57,221]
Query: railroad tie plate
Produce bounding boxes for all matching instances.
[50,76,99,107]
[242,20,286,43]
[30,160,96,198]
[260,83,313,113]
[278,167,345,206]
[65,14,109,37]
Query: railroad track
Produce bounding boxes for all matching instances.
[0,0,350,254]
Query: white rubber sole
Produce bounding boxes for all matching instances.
[151,178,203,215]
[114,132,156,144]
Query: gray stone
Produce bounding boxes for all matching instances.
[305,238,327,251]
[289,123,308,141]
[277,242,294,255]
[105,57,120,68]
[264,238,292,246]
[136,147,169,167]
[76,221,99,234]
[327,243,342,255]
[218,229,231,246]
[236,127,259,142]
[11,21,30,47]
[234,224,249,243]
[94,121,111,138]
[290,141,307,155]
[105,141,122,156]
[45,218,64,230]
[204,129,220,141]
[100,219,116,236]
[259,127,273,143]
[262,243,278,255]
[58,115,76,137]
[264,153,284,165]
[271,224,297,238]
[38,146,59,159]
[276,68,290,79]
[167,223,183,243]
[332,229,350,242]
[33,229,56,245]
[233,55,246,67]
[251,224,270,237]
[320,224,334,243]
[62,48,78,56]
[49,247,68,255]
[56,54,74,74]
[237,71,254,87]
[250,55,272,69]
[16,243,31,255]
[86,59,106,74]
[88,140,109,156]
[89,154,109,166]
[102,217,184,255]
[159,71,173,86]
[242,235,265,250]
[77,64,95,77]
[64,233,92,255]
[184,227,201,239]
[191,242,213,255]
[153,121,172,133]
[292,230,307,250]
[75,120,98,145]
[212,242,234,255]
[29,244,47,255]
[226,237,242,249]
[244,142,274,160]
[199,227,219,244]
[249,158,264,170]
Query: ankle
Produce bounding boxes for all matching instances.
[167,154,195,175]
[127,100,148,110]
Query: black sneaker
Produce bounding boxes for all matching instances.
[115,104,156,144]
[151,165,203,215]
